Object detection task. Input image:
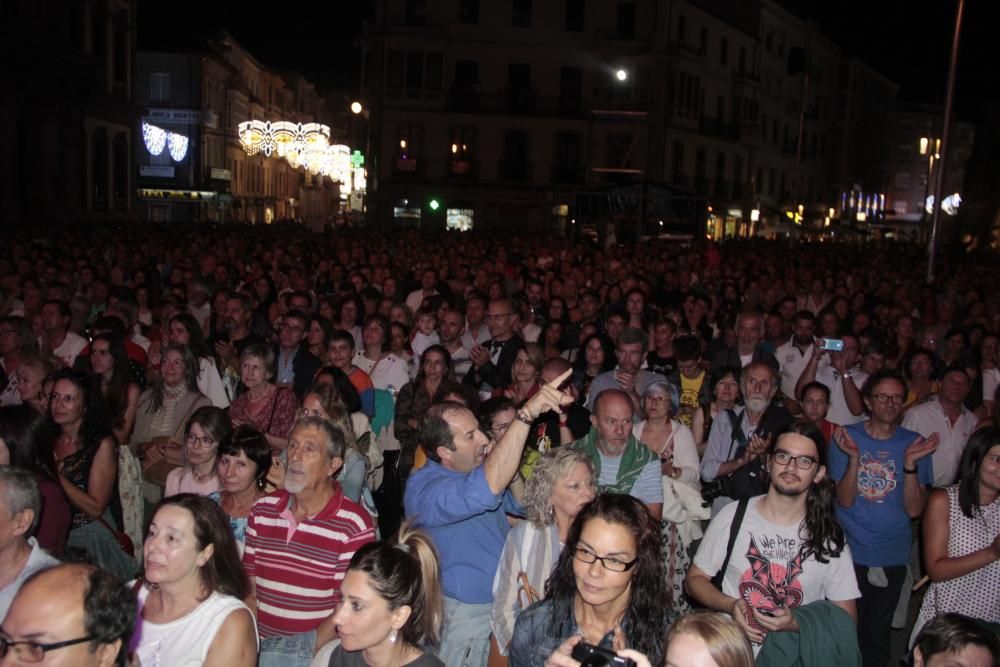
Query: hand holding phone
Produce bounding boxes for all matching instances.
[817,338,844,352]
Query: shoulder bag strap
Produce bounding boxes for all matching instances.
[725,409,746,460]
[711,497,750,590]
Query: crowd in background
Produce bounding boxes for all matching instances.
[0,222,998,667]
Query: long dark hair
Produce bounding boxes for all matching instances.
[777,421,845,563]
[0,404,59,482]
[47,369,114,450]
[415,345,455,390]
[957,427,1000,519]
[89,332,131,429]
[543,494,667,663]
[148,493,248,599]
[348,522,443,647]
[574,333,616,374]
[170,312,214,361]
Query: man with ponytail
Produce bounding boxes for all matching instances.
[686,420,860,654]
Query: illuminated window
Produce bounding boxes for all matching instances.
[446,208,474,231]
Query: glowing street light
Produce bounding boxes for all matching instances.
[615,69,628,82]
[350,101,363,114]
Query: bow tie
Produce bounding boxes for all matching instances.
[490,340,504,350]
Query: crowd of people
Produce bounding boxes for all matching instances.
[0,222,998,667]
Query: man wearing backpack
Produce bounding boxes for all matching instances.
[700,361,792,516]
[685,421,861,656]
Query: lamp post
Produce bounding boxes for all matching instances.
[919,136,939,243]
[927,0,966,283]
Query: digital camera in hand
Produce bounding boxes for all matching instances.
[571,642,637,667]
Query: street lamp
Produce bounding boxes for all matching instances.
[615,68,628,82]
[350,101,363,114]
[919,136,940,241]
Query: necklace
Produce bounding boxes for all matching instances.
[190,467,216,483]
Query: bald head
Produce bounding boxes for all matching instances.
[2,563,136,667]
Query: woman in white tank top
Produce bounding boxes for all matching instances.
[129,494,258,666]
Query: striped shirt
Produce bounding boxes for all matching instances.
[243,486,375,638]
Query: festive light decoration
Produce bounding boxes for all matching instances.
[167,132,189,162]
[142,121,167,156]
[236,119,367,194]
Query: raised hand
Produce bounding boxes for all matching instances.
[524,368,575,417]
[833,426,860,461]
[904,432,939,468]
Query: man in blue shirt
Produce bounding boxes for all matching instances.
[828,369,938,667]
[405,369,573,667]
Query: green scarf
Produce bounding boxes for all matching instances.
[573,427,657,496]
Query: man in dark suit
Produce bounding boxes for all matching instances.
[464,298,524,396]
[273,309,321,400]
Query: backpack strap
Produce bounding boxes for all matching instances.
[711,497,750,590]
[724,408,747,461]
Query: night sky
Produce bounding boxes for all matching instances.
[140,0,997,120]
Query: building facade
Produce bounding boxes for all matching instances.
[1,0,136,223]
[362,0,901,238]
[136,32,340,223]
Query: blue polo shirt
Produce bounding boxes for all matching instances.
[828,421,933,566]
[404,460,523,604]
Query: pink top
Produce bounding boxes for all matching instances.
[164,466,221,497]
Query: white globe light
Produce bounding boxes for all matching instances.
[350,102,363,114]
[615,69,628,82]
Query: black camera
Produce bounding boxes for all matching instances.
[700,476,733,504]
[570,642,637,667]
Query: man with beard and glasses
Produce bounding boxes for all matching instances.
[687,421,860,655]
[701,362,793,516]
[777,310,817,414]
[829,369,937,667]
[243,417,375,667]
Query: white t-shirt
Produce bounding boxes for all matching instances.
[983,367,999,404]
[815,365,867,426]
[693,496,860,652]
[52,331,88,368]
[776,340,814,400]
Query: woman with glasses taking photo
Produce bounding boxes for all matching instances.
[509,494,667,667]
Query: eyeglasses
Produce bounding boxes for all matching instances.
[185,433,217,449]
[772,451,818,470]
[0,635,96,662]
[572,546,637,572]
[871,393,905,405]
[296,407,325,419]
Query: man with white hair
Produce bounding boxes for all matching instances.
[0,466,59,620]
[244,417,375,667]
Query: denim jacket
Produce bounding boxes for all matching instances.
[508,599,618,667]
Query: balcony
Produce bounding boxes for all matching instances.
[499,86,539,113]
[445,86,588,119]
[499,161,533,183]
[699,117,739,142]
[550,164,585,185]
[394,157,421,175]
[448,159,477,179]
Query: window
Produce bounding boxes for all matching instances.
[446,208,475,231]
[716,96,724,121]
[700,26,707,53]
[502,130,530,180]
[459,0,479,23]
[565,0,584,31]
[559,67,582,113]
[606,133,631,167]
[720,37,728,66]
[406,51,425,92]
[555,132,582,168]
[617,2,635,39]
[512,0,531,27]
[677,14,686,42]
[672,141,685,181]
[405,0,427,26]
[150,73,170,101]
[387,51,404,94]
[450,127,475,160]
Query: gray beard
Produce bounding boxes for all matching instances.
[745,396,770,413]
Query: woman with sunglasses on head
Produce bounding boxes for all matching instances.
[509,494,667,667]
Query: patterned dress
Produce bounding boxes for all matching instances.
[914,486,1000,638]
